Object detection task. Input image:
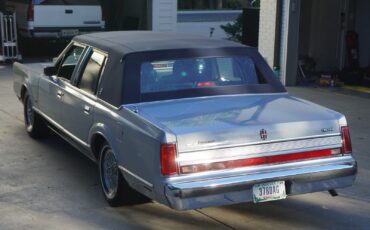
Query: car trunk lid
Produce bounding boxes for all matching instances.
[128,94,347,175]
[131,94,343,153]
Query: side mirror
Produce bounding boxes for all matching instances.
[44,66,57,76]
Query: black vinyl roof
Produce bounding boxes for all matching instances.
[72,31,285,106]
[73,31,246,55]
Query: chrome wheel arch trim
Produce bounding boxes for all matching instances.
[88,124,121,161]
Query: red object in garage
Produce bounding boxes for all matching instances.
[346,31,359,69]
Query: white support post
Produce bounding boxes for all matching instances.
[279,0,301,86]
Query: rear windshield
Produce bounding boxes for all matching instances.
[141,56,266,94]
[33,0,100,5]
[120,48,286,104]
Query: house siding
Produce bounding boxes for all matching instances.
[176,10,240,39]
[152,0,177,32]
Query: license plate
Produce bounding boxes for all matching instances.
[61,29,79,37]
[253,181,287,203]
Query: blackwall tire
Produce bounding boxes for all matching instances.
[23,93,48,138]
[98,142,150,207]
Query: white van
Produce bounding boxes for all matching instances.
[5,0,105,39]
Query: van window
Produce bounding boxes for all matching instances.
[33,0,100,5]
[178,0,247,10]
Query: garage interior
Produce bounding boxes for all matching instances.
[297,0,370,88]
[100,0,151,31]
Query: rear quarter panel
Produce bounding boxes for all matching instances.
[90,103,175,201]
[13,62,42,103]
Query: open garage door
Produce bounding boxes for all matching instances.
[299,0,370,73]
[296,0,370,86]
[101,0,150,31]
[298,0,347,72]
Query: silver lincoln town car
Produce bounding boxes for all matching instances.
[13,31,357,210]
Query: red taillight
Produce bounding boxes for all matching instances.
[161,144,178,176]
[27,4,34,21]
[341,126,352,154]
[197,81,215,87]
[180,148,340,174]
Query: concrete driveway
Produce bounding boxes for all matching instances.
[0,63,369,230]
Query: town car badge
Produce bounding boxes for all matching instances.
[260,129,268,140]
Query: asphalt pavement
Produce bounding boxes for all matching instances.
[0,63,369,230]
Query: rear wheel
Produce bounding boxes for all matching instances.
[23,92,48,138]
[98,142,149,206]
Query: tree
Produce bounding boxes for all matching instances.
[220,13,243,42]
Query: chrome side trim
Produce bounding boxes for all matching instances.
[33,107,90,148]
[47,125,96,162]
[119,165,153,189]
[178,136,342,166]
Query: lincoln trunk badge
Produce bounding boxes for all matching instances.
[260,129,267,140]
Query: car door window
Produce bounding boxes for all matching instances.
[57,45,84,81]
[77,51,106,95]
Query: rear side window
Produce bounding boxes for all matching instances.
[140,56,266,94]
[77,51,106,95]
[33,0,100,5]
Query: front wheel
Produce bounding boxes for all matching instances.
[23,93,48,138]
[98,143,149,207]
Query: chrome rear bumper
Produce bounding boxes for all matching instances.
[164,156,357,210]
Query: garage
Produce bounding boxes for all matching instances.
[100,0,150,31]
[297,0,370,87]
[268,0,370,88]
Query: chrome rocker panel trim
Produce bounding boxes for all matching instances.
[164,156,357,210]
[33,107,96,162]
[33,107,90,148]
[119,165,153,189]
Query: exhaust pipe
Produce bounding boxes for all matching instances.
[328,189,338,197]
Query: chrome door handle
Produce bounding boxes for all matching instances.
[83,105,91,114]
[56,91,64,99]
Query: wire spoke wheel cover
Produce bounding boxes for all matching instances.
[101,147,119,199]
[25,96,34,128]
